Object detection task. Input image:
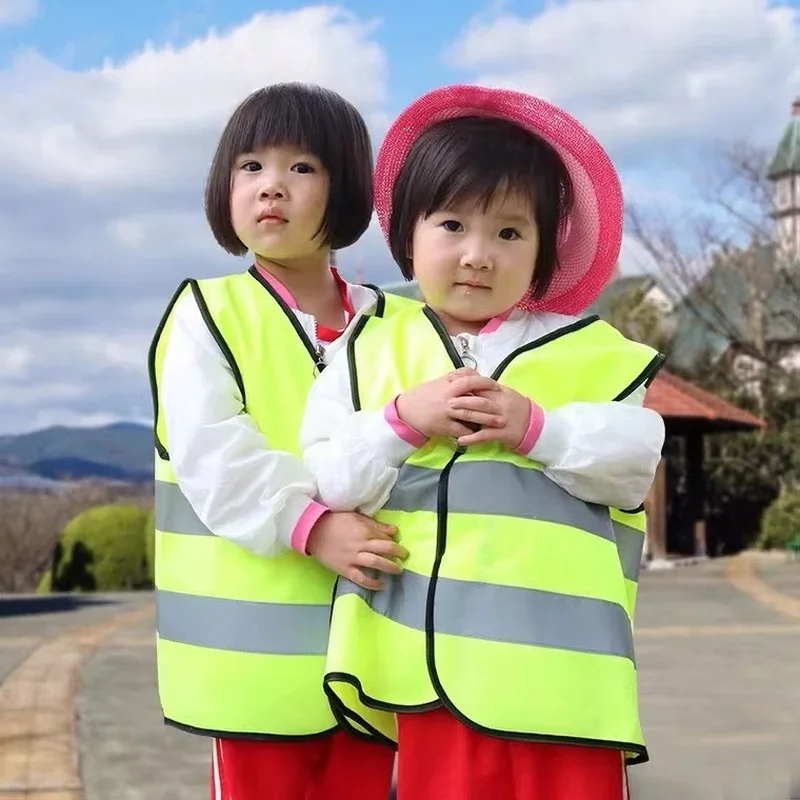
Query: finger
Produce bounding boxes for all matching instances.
[446,367,479,381]
[457,428,504,447]
[448,375,500,396]
[345,567,383,591]
[362,538,410,561]
[449,408,505,428]
[446,420,480,437]
[356,551,404,575]
[366,520,398,536]
[448,395,503,415]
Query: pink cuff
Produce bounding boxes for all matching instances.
[384,396,429,448]
[515,400,545,455]
[291,500,330,554]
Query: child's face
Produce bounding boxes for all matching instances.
[410,191,539,332]
[229,145,330,261]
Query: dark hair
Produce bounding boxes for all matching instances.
[205,83,373,255]
[388,116,574,299]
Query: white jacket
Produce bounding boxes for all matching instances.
[300,304,665,517]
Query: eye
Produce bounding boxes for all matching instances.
[441,219,463,233]
[240,160,261,173]
[499,227,521,241]
[291,162,315,174]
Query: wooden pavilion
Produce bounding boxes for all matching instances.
[642,370,766,562]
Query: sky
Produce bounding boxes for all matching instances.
[0,0,799,434]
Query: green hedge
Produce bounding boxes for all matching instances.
[144,507,155,584]
[49,504,151,592]
[757,489,800,551]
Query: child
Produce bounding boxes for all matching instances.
[148,83,406,800]
[300,85,667,800]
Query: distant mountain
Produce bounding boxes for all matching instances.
[0,422,153,484]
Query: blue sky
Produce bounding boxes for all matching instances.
[0,0,799,433]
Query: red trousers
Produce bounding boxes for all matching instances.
[210,731,395,800]
[396,707,626,800]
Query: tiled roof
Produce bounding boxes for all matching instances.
[645,370,766,429]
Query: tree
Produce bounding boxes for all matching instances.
[627,140,800,374]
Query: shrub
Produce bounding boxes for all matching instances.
[757,489,800,551]
[143,506,155,586]
[51,503,150,591]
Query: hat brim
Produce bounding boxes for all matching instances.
[374,84,623,315]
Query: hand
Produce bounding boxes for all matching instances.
[396,368,505,439]
[305,511,408,591]
[451,385,531,450]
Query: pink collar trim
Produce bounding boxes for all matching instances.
[479,307,515,334]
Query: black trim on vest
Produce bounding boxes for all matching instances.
[163,716,338,741]
[614,352,667,401]
[346,286,389,412]
[147,279,191,461]
[190,280,247,408]
[247,265,326,371]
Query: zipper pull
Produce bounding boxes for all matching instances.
[457,335,477,369]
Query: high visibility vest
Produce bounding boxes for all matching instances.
[149,266,415,738]
[324,305,664,763]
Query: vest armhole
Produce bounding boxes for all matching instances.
[614,352,667,402]
[148,278,192,461]
[360,283,386,317]
[190,281,248,409]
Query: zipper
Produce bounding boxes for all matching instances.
[314,320,326,372]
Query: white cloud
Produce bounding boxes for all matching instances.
[0,6,395,433]
[446,0,800,151]
[0,0,36,26]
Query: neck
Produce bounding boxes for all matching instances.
[255,251,334,306]
[431,308,485,336]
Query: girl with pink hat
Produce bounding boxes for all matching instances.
[300,84,666,799]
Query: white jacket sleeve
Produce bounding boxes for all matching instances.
[159,292,325,557]
[300,348,416,516]
[528,384,665,510]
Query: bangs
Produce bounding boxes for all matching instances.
[223,84,334,168]
[417,117,544,219]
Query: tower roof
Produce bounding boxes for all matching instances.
[767,98,800,179]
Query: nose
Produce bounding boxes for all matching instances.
[459,237,493,271]
[256,171,285,199]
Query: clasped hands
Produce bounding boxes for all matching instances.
[396,367,531,449]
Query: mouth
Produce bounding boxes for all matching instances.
[455,281,491,290]
[257,210,288,224]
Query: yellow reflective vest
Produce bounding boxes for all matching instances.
[149,267,415,738]
[324,305,664,763]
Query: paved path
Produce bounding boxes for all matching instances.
[2,554,799,800]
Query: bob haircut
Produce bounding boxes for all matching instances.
[388,116,574,300]
[205,83,373,256]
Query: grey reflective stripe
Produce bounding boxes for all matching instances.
[613,520,644,582]
[385,462,643,581]
[155,481,211,536]
[157,590,330,655]
[336,570,634,662]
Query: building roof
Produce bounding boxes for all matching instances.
[644,370,766,434]
[767,98,800,179]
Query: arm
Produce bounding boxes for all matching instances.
[160,293,327,557]
[300,349,423,516]
[520,385,665,510]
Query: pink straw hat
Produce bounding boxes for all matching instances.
[374,84,623,315]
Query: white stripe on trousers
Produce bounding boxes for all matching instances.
[211,738,222,800]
